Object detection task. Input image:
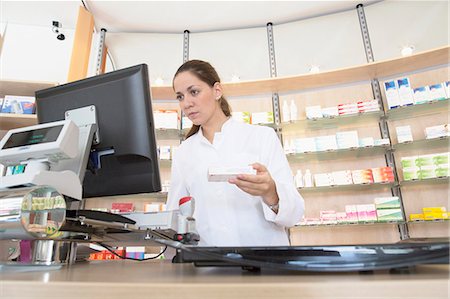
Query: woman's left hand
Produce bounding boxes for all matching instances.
[228,163,279,206]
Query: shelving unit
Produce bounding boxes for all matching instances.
[2,46,449,246]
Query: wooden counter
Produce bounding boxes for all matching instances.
[0,260,448,299]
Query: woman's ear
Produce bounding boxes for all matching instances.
[213,82,223,100]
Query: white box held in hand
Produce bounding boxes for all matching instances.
[208,166,256,182]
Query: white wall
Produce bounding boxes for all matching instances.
[0,23,74,83]
[0,1,448,85]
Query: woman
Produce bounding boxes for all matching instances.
[167,60,304,246]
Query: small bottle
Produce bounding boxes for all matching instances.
[295,170,304,188]
[290,100,298,121]
[282,100,290,123]
[304,169,313,187]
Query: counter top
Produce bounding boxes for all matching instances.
[1,260,448,299]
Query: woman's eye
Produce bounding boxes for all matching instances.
[176,95,184,101]
[191,90,199,96]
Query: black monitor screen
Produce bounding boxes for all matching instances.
[35,64,161,198]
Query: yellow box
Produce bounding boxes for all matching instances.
[409,214,424,221]
[422,207,447,214]
[423,212,448,220]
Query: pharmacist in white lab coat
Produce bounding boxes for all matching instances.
[167,60,304,246]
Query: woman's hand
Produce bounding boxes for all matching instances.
[228,163,279,207]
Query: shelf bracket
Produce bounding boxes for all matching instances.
[266,22,282,141]
[183,30,190,63]
[356,3,409,240]
[95,28,107,76]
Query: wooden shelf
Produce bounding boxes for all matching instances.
[0,113,37,130]
[151,46,450,99]
[0,80,57,98]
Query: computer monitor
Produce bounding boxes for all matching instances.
[35,64,161,198]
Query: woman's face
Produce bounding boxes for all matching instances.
[173,71,222,126]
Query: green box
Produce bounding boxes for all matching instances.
[374,197,401,209]
[403,167,419,181]
[418,166,437,179]
[401,157,416,168]
[415,155,434,167]
[376,209,403,222]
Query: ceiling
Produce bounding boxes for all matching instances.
[1,0,380,34]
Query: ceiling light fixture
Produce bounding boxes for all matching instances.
[309,65,320,74]
[401,46,414,57]
[154,77,164,86]
[231,75,240,83]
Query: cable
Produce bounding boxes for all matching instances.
[95,242,167,261]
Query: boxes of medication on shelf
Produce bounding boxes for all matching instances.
[154,109,179,129]
[396,78,415,106]
[428,83,447,101]
[294,137,316,153]
[359,137,375,147]
[444,81,449,97]
[321,106,339,118]
[425,124,450,139]
[315,135,338,151]
[395,125,413,143]
[182,116,193,128]
[305,105,323,119]
[338,103,358,115]
[314,173,333,187]
[376,209,403,222]
[413,86,431,104]
[1,95,36,114]
[384,80,401,109]
[357,100,380,113]
[331,170,353,185]
[402,167,420,181]
[351,169,374,185]
[336,131,359,149]
[374,197,401,209]
[232,112,251,124]
[371,167,394,183]
[251,112,273,125]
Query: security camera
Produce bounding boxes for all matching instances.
[52,21,65,41]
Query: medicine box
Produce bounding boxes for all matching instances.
[374,197,401,209]
[251,112,273,125]
[1,95,36,114]
[384,80,400,109]
[294,137,316,153]
[425,124,450,139]
[232,112,251,124]
[396,125,413,143]
[376,209,403,222]
[429,83,447,101]
[409,214,424,221]
[305,106,323,119]
[396,78,414,106]
[413,86,431,104]
[208,166,256,182]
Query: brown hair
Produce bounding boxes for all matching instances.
[173,60,232,139]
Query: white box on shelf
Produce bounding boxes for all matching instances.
[315,135,338,151]
[321,106,339,118]
[384,80,400,109]
[182,116,193,128]
[305,106,323,119]
[314,173,333,187]
[428,83,447,101]
[294,137,316,153]
[154,110,179,129]
[359,137,375,147]
[413,86,431,104]
[425,124,450,139]
[232,112,251,124]
[444,81,449,98]
[396,125,413,143]
[159,146,171,160]
[345,205,358,223]
[251,112,273,125]
[396,78,414,106]
[374,138,390,146]
[336,131,359,149]
[331,170,353,185]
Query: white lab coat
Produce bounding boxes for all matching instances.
[167,118,304,246]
